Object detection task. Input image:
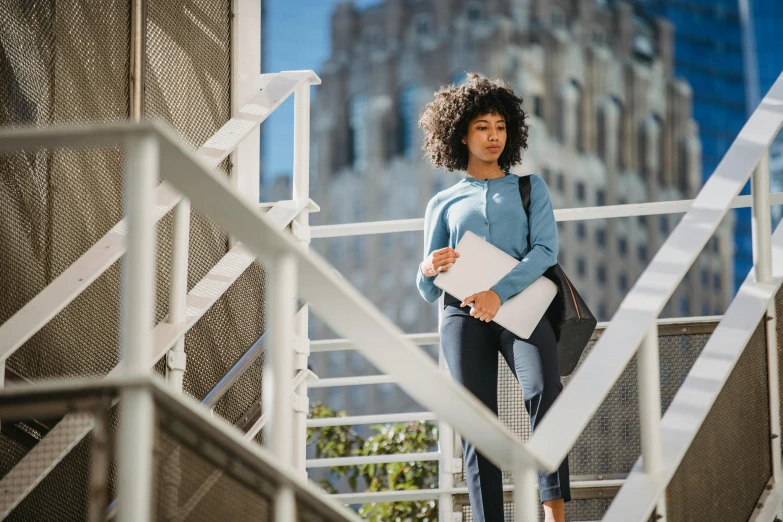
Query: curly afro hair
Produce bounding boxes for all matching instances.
[418,73,529,172]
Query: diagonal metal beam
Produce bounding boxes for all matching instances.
[0,183,180,364]
[0,196,309,517]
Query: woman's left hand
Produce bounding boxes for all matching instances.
[461,290,501,322]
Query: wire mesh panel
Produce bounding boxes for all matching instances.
[666,320,771,522]
[0,0,132,381]
[458,329,711,521]
[144,0,268,423]
[460,498,613,522]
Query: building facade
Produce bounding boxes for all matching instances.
[304,0,734,414]
[636,0,783,290]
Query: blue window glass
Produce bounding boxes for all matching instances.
[398,85,418,160]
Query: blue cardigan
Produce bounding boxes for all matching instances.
[416,173,558,304]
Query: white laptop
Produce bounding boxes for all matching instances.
[434,231,557,339]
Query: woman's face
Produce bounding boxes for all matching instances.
[463,112,506,165]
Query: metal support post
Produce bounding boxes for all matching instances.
[263,254,297,468]
[166,198,190,391]
[88,408,110,522]
[438,300,455,522]
[292,80,312,476]
[752,151,783,517]
[130,0,146,121]
[638,324,665,521]
[513,463,538,522]
[117,134,158,522]
[275,484,296,522]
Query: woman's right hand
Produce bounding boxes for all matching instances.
[420,247,460,277]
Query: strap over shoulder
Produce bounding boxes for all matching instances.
[518,175,532,217]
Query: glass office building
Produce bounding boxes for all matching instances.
[637,0,783,291]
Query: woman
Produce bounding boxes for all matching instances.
[416,73,570,522]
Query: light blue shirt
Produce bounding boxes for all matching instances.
[416,173,558,304]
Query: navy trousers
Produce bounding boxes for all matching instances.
[440,294,570,522]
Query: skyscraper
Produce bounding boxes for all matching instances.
[637,0,783,290]
[307,0,733,415]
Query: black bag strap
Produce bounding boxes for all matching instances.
[518,175,532,248]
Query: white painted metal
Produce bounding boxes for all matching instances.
[0,183,180,364]
[230,0,261,206]
[264,254,297,469]
[0,414,94,518]
[748,477,783,522]
[199,71,320,171]
[150,121,545,472]
[117,134,158,522]
[306,452,441,468]
[274,486,296,522]
[166,199,190,391]
[637,325,664,521]
[308,317,719,354]
[310,333,440,352]
[330,479,627,505]
[309,192,783,238]
[308,375,398,388]
[602,218,783,522]
[528,72,783,473]
[753,151,783,518]
[292,80,313,476]
[438,305,455,522]
[306,411,437,428]
[514,464,538,522]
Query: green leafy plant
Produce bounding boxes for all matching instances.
[307,403,440,521]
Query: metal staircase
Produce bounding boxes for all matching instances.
[2,1,783,520]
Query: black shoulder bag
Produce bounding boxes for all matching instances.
[519,175,596,376]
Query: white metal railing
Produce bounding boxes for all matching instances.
[299,73,783,521]
[0,121,547,520]
[0,70,321,519]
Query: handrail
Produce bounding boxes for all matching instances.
[603,204,783,521]
[527,72,783,473]
[309,193,783,238]
[0,71,319,369]
[0,121,547,475]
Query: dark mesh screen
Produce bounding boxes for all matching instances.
[0,0,266,421]
[458,329,711,521]
[666,320,771,522]
[460,498,613,522]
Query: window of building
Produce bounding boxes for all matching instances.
[598,302,608,321]
[466,1,482,21]
[701,269,709,286]
[533,95,543,118]
[414,14,432,37]
[378,383,395,404]
[618,237,628,256]
[596,229,606,247]
[559,248,567,267]
[551,6,566,28]
[577,222,586,239]
[619,273,629,293]
[597,264,607,284]
[348,95,369,171]
[541,167,551,184]
[592,26,605,46]
[576,182,586,201]
[613,97,626,170]
[398,84,418,159]
[557,173,565,192]
[638,215,647,227]
[597,104,607,162]
[702,303,711,316]
[596,189,606,206]
[638,245,648,263]
[572,80,584,152]
[679,295,689,317]
[713,274,721,291]
[363,26,383,51]
[659,215,669,235]
[577,257,586,277]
